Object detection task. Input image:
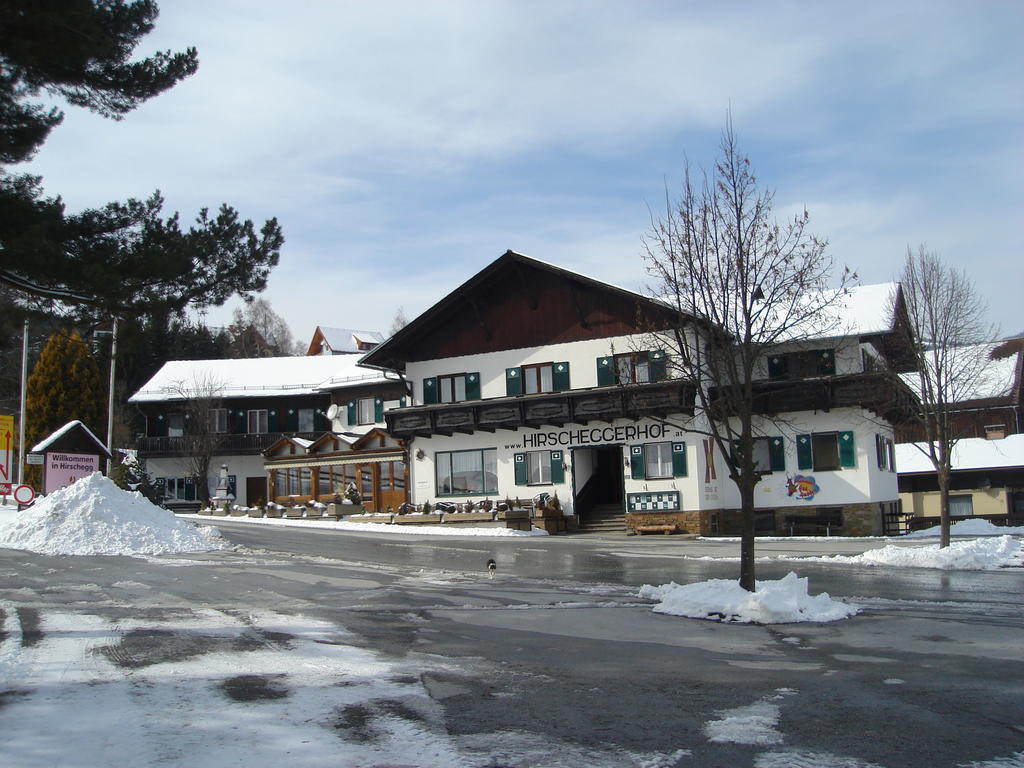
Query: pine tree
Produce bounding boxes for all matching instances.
[0,2,283,317]
[25,330,104,485]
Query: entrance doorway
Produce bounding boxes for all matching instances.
[571,445,624,520]
[245,476,267,507]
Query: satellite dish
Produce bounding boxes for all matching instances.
[326,404,339,419]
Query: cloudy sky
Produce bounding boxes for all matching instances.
[23,0,1024,341]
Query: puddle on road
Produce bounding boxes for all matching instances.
[97,627,295,668]
[220,674,289,702]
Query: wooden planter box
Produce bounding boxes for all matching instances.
[347,514,393,524]
[266,507,283,518]
[247,508,265,518]
[442,511,495,523]
[393,514,442,525]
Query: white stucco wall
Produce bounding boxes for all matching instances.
[406,407,899,515]
[407,333,672,403]
[143,454,267,503]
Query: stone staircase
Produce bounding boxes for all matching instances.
[577,503,627,534]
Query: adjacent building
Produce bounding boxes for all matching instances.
[129,352,406,507]
[897,434,1024,527]
[362,251,918,536]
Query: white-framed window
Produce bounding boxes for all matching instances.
[436,449,498,495]
[876,434,895,471]
[527,451,552,484]
[247,409,269,434]
[949,495,974,516]
[438,374,467,404]
[751,437,772,472]
[209,408,228,434]
[357,398,376,425]
[298,408,315,432]
[523,363,554,394]
[812,432,840,471]
[644,442,673,479]
[614,352,650,385]
[167,413,184,437]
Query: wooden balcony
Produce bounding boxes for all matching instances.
[713,372,920,424]
[385,380,697,439]
[135,432,324,458]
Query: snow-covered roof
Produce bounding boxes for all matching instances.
[31,420,110,455]
[318,327,384,354]
[899,342,1020,403]
[770,282,899,343]
[895,433,1024,474]
[128,355,394,403]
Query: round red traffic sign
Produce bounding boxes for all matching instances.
[13,484,35,505]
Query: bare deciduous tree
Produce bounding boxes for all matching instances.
[899,246,998,548]
[170,374,227,505]
[643,119,854,591]
[228,298,300,357]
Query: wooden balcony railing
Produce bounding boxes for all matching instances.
[135,432,324,457]
[711,372,920,424]
[385,379,697,439]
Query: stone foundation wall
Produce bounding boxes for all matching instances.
[713,503,883,537]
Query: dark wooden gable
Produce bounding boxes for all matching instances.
[364,252,682,370]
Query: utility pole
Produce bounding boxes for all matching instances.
[18,318,28,485]
[106,317,118,475]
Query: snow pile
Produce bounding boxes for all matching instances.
[817,536,1023,570]
[639,572,858,624]
[905,518,1024,538]
[0,473,227,556]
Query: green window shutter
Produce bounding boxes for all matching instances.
[649,350,667,382]
[630,445,646,479]
[552,362,570,391]
[796,434,813,470]
[268,410,279,432]
[314,408,328,431]
[423,377,437,405]
[465,372,481,400]
[818,349,836,376]
[550,451,565,484]
[768,355,788,379]
[374,397,384,423]
[346,401,356,426]
[184,476,196,501]
[597,356,615,387]
[671,442,687,477]
[514,453,528,485]
[235,410,246,434]
[399,396,407,407]
[839,430,856,467]
[505,367,522,396]
[769,437,786,472]
[286,408,299,432]
[153,414,167,437]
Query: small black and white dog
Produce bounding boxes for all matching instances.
[486,559,497,577]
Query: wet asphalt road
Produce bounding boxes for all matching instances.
[2,523,1023,767]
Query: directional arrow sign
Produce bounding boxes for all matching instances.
[0,414,13,483]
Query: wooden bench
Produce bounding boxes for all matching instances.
[635,523,679,535]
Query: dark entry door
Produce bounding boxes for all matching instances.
[245,476,267,507]
[593,446,624,505]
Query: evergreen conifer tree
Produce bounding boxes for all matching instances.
[25,330,104,485]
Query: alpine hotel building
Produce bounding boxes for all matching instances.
[362,251,918,536]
